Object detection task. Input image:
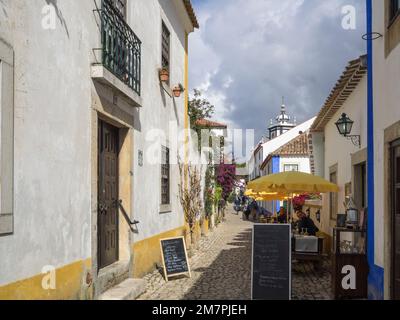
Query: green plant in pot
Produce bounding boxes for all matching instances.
[159,68,169,82]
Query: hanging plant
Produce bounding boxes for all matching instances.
[159,68,169,82]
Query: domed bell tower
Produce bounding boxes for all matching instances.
[268,97,296,140]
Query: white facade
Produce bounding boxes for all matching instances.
[0,0,198,299]
[248,118,315,182]
[371,0,400,299]
[0,0,96,289]
[315,75,367,237]
[254,145,264,180]
[279,156,311,174]
[262,118,316,156]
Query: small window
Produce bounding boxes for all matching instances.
[284,164,299,172]
[161,146,170,205]
[390,0,400,22]
[330,170,338,221]
[0,41,14,236]
[161,22,170,73]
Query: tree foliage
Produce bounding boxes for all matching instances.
[188,89,215,130]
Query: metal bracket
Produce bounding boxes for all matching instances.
[362,32,383,41]
[345,135,361,148]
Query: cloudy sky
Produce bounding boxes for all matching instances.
[188,0,366,154]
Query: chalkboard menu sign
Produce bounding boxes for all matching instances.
[160,237,191,281]
[251,224,291,300]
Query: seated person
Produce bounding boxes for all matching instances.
[296,209,319,236]
[277,207,288,224]
[249,200,259,221]
[258,207,273,221]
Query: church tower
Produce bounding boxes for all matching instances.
[268,98,296,140]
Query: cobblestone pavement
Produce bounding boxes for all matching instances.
[138,208,332,300]
[292,259,332,300]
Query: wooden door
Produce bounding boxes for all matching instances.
[98,120,119,269]
[392,139,400,299]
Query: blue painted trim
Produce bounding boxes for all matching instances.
[272,156,280,211]
[369,265,385,300]
[366,0,384,300]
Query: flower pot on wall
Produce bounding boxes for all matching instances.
[173,86,182,97]
[159,68,169,82]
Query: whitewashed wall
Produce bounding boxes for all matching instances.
[372,0,400,270]
[0,0,96,286]
[131,0,191,242]
[320,75,367,237]
[279,156,311,174]
[0,0,195,288]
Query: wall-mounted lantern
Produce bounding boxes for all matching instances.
[335,113,361,148]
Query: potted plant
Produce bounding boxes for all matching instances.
[159,68,169,82]
[173,84,185,97]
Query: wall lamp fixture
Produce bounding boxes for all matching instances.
[335,113,361,148]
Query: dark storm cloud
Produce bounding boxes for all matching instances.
[189,0,366,142]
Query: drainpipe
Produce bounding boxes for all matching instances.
[366,0,384,300]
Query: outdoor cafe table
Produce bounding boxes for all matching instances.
[292,234,326,268]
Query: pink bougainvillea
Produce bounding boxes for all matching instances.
[293,194,307,210]
[292,193,322,210]
[216,164,236,201]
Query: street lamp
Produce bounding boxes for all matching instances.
[335,113,361,148]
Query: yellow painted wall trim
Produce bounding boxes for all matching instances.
[132,226,186,278]
[0,259,92,300]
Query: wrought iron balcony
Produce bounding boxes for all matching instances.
[99,0,141,95]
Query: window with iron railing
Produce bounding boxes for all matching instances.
[161,146,170,205]
[113,0,126,20]
[161,22,170,75]
[100,0,141,95]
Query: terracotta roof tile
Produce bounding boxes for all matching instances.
[311,55,367,131]
[195,119,227,129]
[182,0,199,29]
[271,133,309,156]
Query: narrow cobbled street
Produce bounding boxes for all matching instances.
[139,207,332,300]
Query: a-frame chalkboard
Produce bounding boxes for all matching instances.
[160,237,191,281]
[251,224,291,300]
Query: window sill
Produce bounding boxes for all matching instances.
[0,214,13,236]
[386,10,400,57]
[91,65,142,108]
[159,204,172,214]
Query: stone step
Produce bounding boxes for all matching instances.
[98,278,146,300]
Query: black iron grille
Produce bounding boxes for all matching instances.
[101,0,141,95]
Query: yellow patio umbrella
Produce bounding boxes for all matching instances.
[247,171,339,194]
[254,193,288,201]
[245,190,287,201]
